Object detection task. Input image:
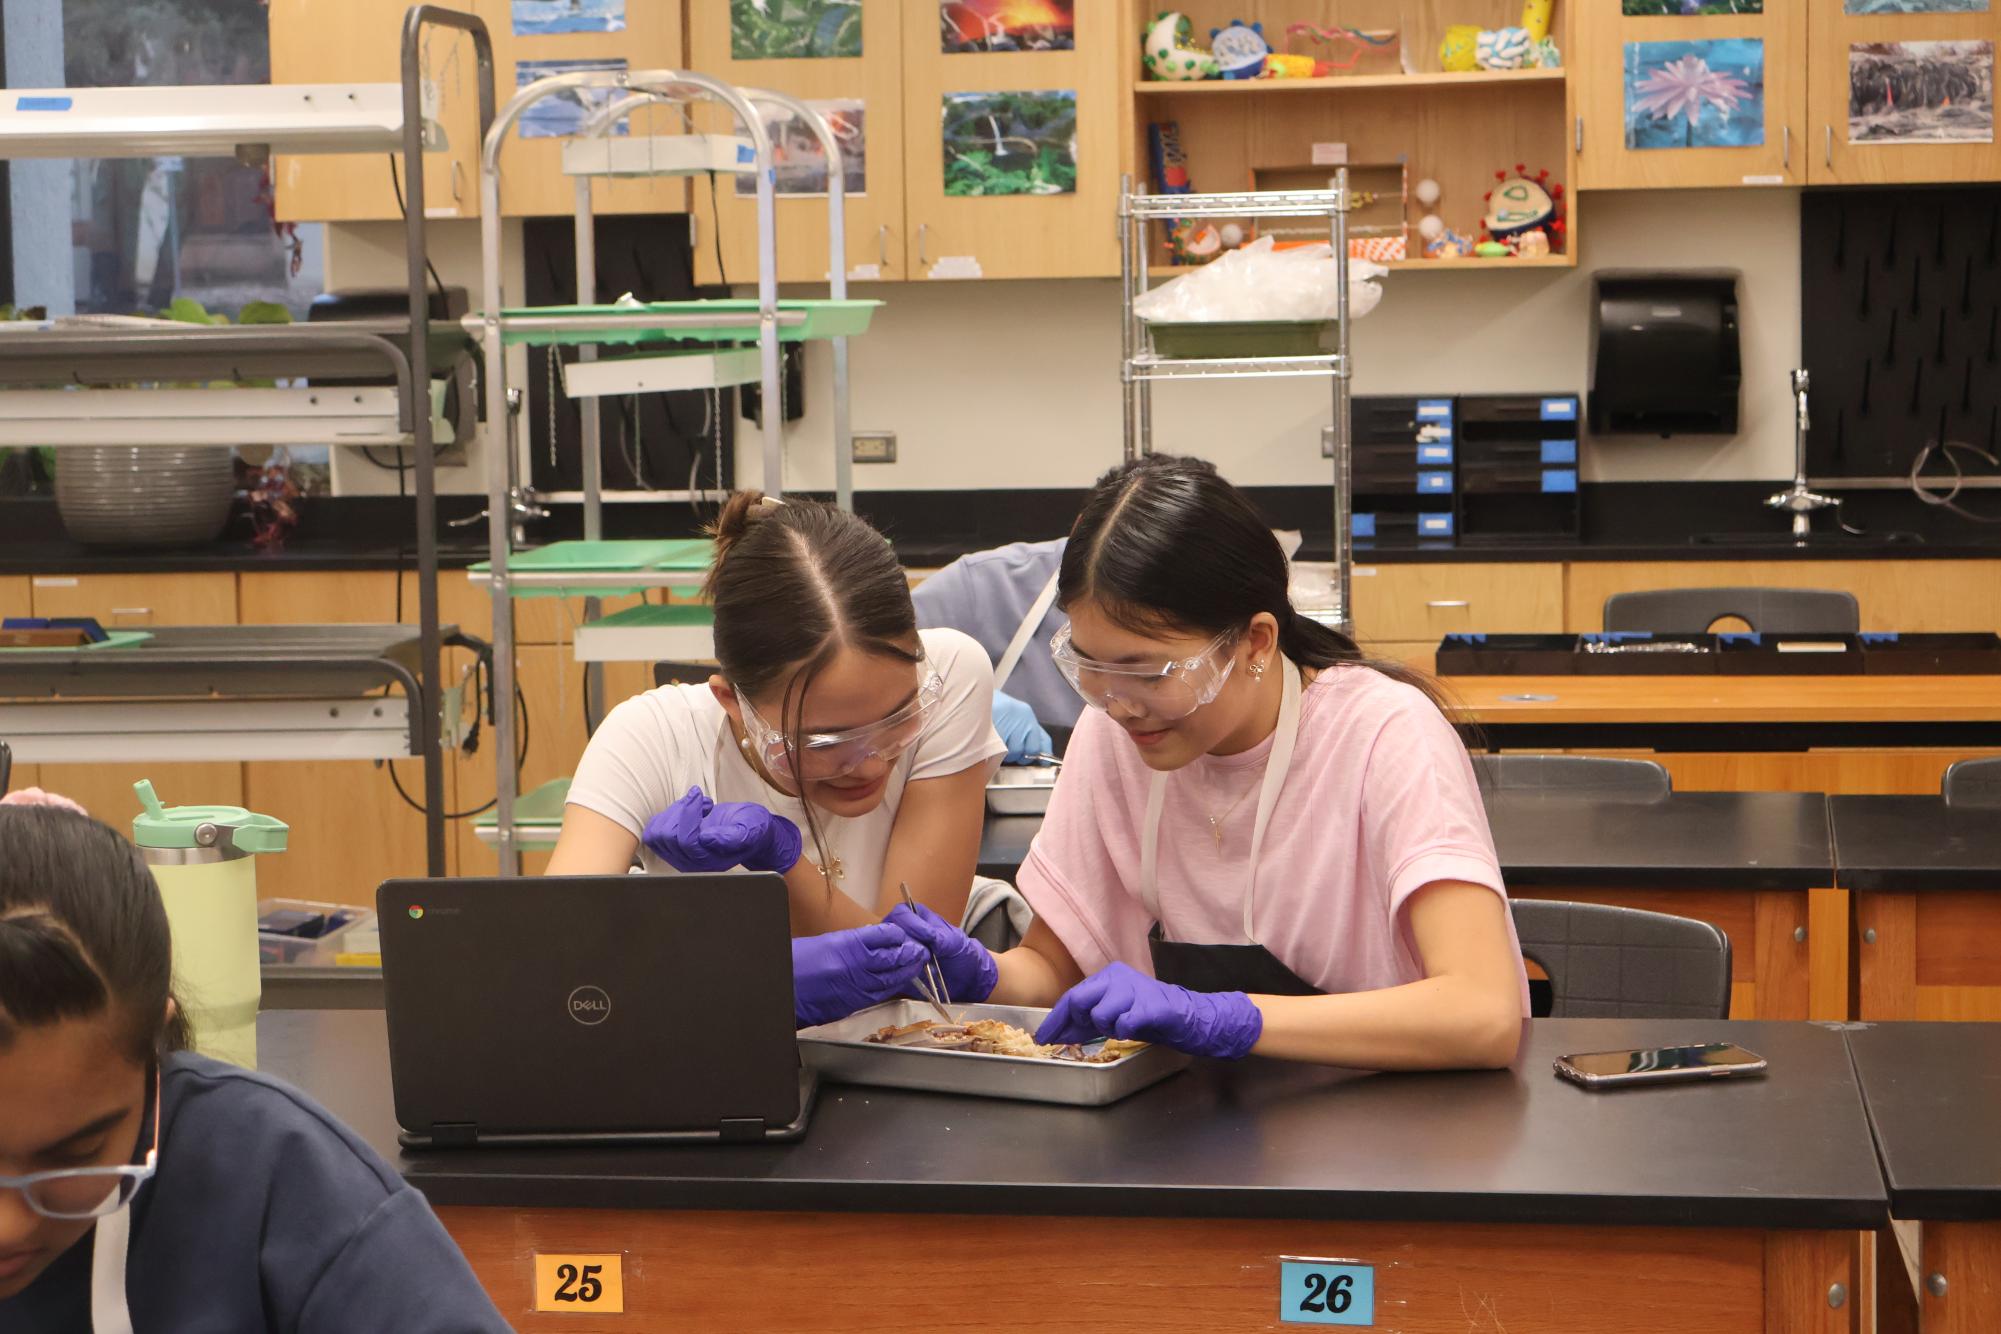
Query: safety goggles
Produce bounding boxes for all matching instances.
[1050,623,1237,722]
[737,667,943,782]
[1,1064,158,1221]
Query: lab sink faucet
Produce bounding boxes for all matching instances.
[1766,368,1836,544]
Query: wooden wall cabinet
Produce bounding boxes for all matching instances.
[271,0,486,224]
[1122,0,1577,273]
[272,0,686,224]
[693,0,1124,284]
[1574,3,1807,191]
[1808,3,2001,186]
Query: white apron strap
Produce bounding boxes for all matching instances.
[90,1205,135,1334]
[1139,770,1170,923]
[1241,656,1303,942]
[993,568,1062,693]
[1140,656,1304,944]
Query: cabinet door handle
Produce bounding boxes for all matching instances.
[111,607,153,624]
[878,223,889,267]
[450,159,465,203]
[918,222,930,266]
[1825,125,1834,168]
[1783,124,1791,171]
[1575,116,1584,154]
[1426,599,1470,610]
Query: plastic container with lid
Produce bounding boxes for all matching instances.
[131,780,288,1069]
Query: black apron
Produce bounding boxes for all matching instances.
[1140,657,1324,998]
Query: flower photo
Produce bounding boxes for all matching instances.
[1624,39,1766,149]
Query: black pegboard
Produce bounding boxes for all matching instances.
[522,214,735,496]
[1802,187,2001,479]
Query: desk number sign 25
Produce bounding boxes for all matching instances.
[1280,1257,1375,1327]
[533,1253,625,1314]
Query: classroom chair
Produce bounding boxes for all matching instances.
[1942,757,2001,807]
[1472,753,1672,797]
[1603,587,1861,635]
[1511,899,1732,1020]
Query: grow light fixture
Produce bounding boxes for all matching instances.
[0,83,445,163]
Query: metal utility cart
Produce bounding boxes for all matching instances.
[0,5,494,875]
[1119,176,1354,632]
[467,70,875,873]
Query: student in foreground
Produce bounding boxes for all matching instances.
[0,803,511,1332]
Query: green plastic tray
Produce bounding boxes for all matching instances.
[472,776,570,836]
[0,630,154,653]
[1147,320,1337,360]
[499,299,880,348]
[472,539,713,574]
[588,603,716,630]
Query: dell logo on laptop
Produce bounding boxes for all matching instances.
[567,985,612,1026]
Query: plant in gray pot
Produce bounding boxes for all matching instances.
[55,299,289,548]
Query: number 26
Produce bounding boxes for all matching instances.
[1300,1271,1353,1315]
[554,1263,605,1303]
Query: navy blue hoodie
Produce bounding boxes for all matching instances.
[1,1050,509,1331]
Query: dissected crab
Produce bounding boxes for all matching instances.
[866,1019,1147,1064]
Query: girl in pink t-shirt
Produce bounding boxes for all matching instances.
[890,456,1529,1069]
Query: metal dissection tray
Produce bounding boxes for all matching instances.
[798,1000,1190,1107]
[986,765,1057,816]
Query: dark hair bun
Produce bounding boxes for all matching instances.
[709,489,779,565]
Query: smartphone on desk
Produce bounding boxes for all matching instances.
[1554,1042,1767,1090]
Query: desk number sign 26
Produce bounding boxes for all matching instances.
[1280,1257,1375,1327]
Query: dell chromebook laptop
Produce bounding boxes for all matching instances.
[378,874,815,1146]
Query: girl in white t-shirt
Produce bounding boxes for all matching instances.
[550,492,1005,963]
[886,456,1529,1069]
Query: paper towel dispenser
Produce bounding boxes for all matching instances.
[1589,273,1741,437]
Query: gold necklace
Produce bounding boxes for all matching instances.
[1204,773,1259,850]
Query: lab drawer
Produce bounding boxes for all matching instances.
[1347,561,1565,640]
[1353,395,1455,444]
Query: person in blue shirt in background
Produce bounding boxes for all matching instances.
[913,536,1075,760]
[0,802,510,1333]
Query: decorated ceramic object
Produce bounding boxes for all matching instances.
[1209,19,1270,80]
[1482,164,1565,248]
[1532,37,1562,70]
[1475,241,1512,258]
[1144,12,1219,81]
[1476,26,1533,71]
[1520,0,1554,44]
[1439,24,1482,72]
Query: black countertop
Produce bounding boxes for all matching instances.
[980,790,1835,890]
[1830,796,2001,892]
[257,1009,1886,1229]
[1845,1023,2001,1221]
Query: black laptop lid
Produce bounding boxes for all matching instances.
[377,875,798,1139]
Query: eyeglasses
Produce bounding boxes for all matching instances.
[1,1064,159,1221]
[737,667,943,782]
[1050,624,1237,722]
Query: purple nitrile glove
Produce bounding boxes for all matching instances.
[642,786,803,874]
[1033,961,1264,1060]
[883,901,998,1004]
[792,924,931,1028]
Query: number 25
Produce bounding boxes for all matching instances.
[1300,1271,1353,1315]
[554,1263,605,1303]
